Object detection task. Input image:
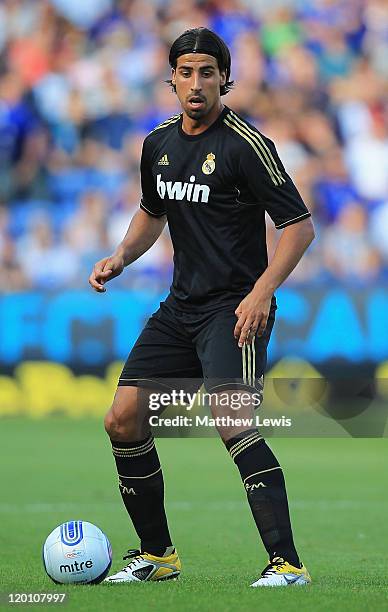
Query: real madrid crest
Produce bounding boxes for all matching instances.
[202,152,216,175]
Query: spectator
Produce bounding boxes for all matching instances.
[322,202,382,282]
[17,215,79,289]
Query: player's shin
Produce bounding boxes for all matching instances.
[110,436,173,556]
[225,429,300,567]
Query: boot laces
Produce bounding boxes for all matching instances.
[121,549,145,572]
[261,556,286,577]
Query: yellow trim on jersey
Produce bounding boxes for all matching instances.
[140,202,167,217]
[150,114,181,133]
[224,116,280,186]
[223,114,285,186]
[275,211,311,229]
[229,111,285,185]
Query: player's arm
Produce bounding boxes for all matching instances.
[89,209,166,293]
[89,136,167,293]
[234,134,314,346]
[234,217,314,346]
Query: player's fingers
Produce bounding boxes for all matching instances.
[238,318,255,348]
[95,270,113,287]
[99,268,113,278]
[89,262,109,291]
[234,313,247,339]
[257,313,269,337]
[88,274,106,292]
[94,262,113,282]
[235,305,243,317]
[245,323,258,345]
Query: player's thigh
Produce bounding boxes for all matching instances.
[106,303,202,440]
[196,306,275,441]
[119,301,202,388]
[197,306,275,394]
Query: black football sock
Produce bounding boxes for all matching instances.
[225,429,300,567]
[110,436,173,556]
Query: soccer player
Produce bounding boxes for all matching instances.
[89,28,315,587]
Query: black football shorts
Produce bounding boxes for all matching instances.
[118,298,276,395]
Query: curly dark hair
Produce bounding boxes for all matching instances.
[166,27,234,96]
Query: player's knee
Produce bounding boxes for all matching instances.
[104,392,141,441]
[104,408,139,441]
[104,411,117,438]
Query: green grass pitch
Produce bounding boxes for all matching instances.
[0,418,387,612]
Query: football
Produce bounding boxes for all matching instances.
[43,520,112,584]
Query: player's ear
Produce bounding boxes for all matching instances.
[171,68,176,86]
[220,70,226,86]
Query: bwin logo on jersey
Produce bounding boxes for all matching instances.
[157,174,210,203]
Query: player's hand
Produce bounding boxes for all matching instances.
[234,289,272,347]
[89,254,125,292]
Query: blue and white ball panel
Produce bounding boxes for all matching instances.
[60,520,84,546]
[43,520,112,584]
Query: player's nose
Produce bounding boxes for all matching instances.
[191,73,202,92]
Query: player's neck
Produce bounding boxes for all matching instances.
[181,102,224,136]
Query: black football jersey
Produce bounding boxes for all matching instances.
[139,105,311,310]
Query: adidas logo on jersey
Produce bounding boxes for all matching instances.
[156,174,210,203]
[158,154,169,165]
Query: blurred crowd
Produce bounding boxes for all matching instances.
[1,0,388,292]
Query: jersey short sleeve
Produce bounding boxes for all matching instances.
[139,137,167,218]
[238,132,311,229]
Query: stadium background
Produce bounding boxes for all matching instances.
[0,0,388,422]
